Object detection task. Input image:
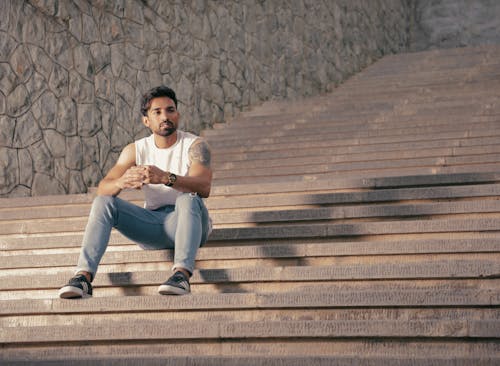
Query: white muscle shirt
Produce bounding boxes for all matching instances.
[135,130,199,210]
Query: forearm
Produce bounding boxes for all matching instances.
[170,174,211,198]
[96,178,122,196]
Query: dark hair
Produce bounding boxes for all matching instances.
[140,86,178,116]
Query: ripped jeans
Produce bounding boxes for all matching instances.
[76,193,211,280]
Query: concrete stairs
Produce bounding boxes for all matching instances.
[1,45,500,364]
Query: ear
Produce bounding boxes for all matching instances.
[142,116,150,128]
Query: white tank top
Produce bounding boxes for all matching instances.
[135,130,198,209]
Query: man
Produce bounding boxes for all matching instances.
[59,85,212,298]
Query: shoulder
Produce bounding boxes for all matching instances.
[135,135,152,149]
[115,142,136,166]
[121,142,137,158]
[178,130,200,144]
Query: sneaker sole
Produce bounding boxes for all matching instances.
[158,284,190,295]
[58,285,86,299]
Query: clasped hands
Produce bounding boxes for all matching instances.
[117,165,169,190]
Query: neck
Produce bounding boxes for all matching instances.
[153,131,178,149]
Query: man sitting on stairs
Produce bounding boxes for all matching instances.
[59,85,213,299]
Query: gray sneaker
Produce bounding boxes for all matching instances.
[158,271,191,295]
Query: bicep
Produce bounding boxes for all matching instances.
[188,139,212,179]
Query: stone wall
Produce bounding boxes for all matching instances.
[410,0,500,51]
[1,0,412,197]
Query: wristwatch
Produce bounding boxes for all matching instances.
[165,173,177,187]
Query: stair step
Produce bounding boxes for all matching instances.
[2,260,498,293]
[3,199,500,235]
[2,238,499,274]
[2,217,500,251]
[1,172,498,210]
[2,288,499,317]
[206,111,499,139]
[205,112,498,139]
[2,216,500,252]
[213,143,500,169]
[0,184,500,220]
[216,146,500,175]
[207,183,500,210]
[207,121,500,148]
[212,167,500,187]
[2,319,498,344]
[2,347,499,365]
[212,155,500,181]
[210,217,500,241]
[3,182,500,221]
[211,136,500,164]
[209,129,497,155]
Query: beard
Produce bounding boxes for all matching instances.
[157,120,176,136]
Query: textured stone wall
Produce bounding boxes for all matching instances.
[0,0,412,197]
[410,0,500,51]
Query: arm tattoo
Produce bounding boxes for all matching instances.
[189,139,211,167]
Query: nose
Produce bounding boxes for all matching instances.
[160,110,169,120]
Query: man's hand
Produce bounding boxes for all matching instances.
[141,165,169,185]
[116,166,147,190]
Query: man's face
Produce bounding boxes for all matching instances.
[143,97,180,137]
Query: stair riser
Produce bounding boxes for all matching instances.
[2,308,498,328]
[1,319,498,344]
[1,341,499,363]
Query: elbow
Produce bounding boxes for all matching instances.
[200,188,210,199]
[200,182,211,198]
[96,183,106,196]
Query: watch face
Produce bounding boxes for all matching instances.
[169,173,177,184]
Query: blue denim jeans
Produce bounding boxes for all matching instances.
[76,193,211,280]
